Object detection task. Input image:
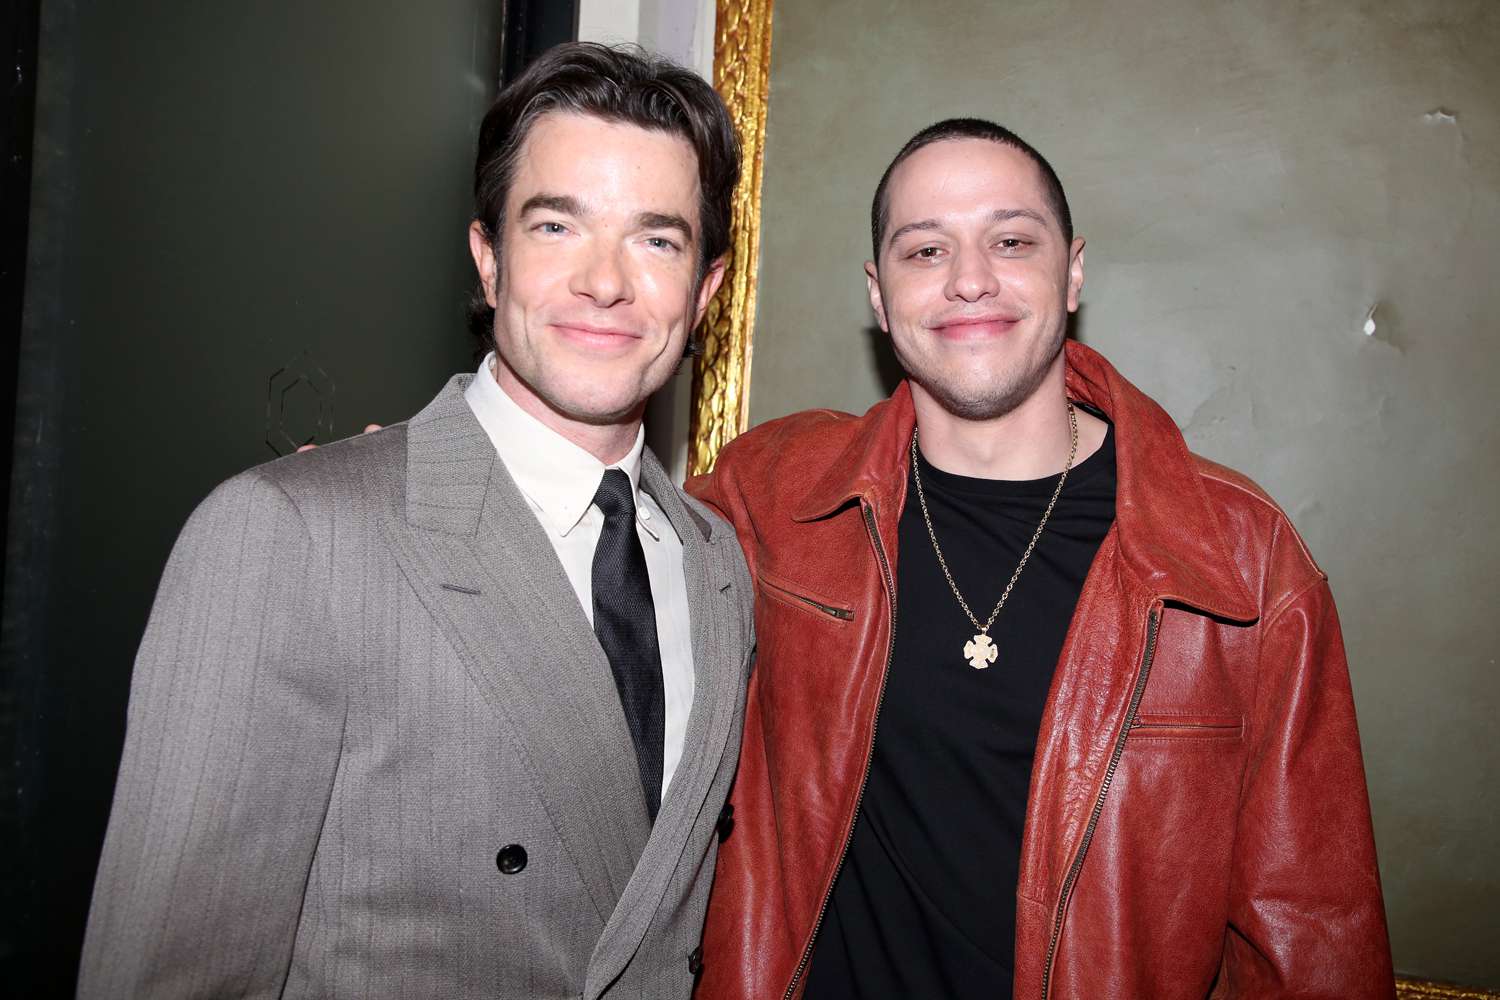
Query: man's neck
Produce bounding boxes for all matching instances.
[911,367,1108,480]
[491,359,643,467]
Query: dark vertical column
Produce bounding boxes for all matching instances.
[0,0,38,543]
[0,0,41,986]
[502,0,581,84]
[1,0,75,990]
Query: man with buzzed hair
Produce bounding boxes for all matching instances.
[692,119,1393,998]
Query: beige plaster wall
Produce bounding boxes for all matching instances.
[749,0,1499,986]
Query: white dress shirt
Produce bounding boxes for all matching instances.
[464,354,695,800]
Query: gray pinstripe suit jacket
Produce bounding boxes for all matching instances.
[78,375,754,999]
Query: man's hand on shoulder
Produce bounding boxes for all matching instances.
[297,424,383,453]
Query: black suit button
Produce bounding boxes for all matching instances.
[496,844,528,874]
[716,803,735,843]
[688,945,704,975]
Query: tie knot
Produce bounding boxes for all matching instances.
[593,468,636,520]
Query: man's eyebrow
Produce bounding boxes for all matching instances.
[519,193,587,216]
[886,208,1053,249]
[989,207,1049,227]
[885,218,942,248]
[636,211,695,241]
[516,197,693,242]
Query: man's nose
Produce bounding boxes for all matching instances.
[945,247,1000,302]
[572,242,632,308]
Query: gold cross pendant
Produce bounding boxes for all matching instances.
[964,633,998,670]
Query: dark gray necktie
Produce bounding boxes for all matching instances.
[591,468,665,821]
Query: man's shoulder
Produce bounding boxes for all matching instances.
[1190,453,1280,512]
[710,405,871,484]
[205,424,410,537]
[260,422,406,499]
[685,405,874,526]
[1187,451,1325,593]
[186,372,475,548]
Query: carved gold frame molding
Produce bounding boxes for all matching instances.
[1398,981,1500,999]
[688,0,774,476]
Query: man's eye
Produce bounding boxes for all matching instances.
[997,238,1028,251]
[537,222,568,235]
[911,246,942,259]
[644,236,681,252]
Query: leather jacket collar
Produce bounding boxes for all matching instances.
[791,340,1257,622]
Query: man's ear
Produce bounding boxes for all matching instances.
[692,256,728,326]
[865,261,890,333]
[468,220,499,308]
[1066,237,1086,313]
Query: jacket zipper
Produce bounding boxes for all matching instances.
[761,577,855,620]
[1039,606,1161,1000]
[782,501,897,999]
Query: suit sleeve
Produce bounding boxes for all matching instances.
[1218,578,1395,998]
[78,470,345,999]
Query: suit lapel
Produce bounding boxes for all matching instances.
[584,450,747,997]
[381,377,650,924]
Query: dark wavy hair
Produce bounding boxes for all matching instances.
[870,118,1072,261]
[467,42,740,354]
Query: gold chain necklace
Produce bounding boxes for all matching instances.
[909,399,1079,670]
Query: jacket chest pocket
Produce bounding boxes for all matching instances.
[750,566,865,742]
[756,567,855,625]
[1129,712,1243,743]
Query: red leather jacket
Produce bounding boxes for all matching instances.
[688,342,1393,999]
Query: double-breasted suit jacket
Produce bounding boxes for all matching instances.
[79,375,754,998]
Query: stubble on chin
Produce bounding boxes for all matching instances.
[901,328,1066,422]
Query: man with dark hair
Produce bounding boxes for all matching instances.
[79,43,751,999]
[691,119,1393,998]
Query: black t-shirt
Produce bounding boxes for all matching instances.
[804,424,1117,1000]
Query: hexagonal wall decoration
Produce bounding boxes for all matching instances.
[266,354,335,456]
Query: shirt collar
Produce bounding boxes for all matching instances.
[464,352,645,537]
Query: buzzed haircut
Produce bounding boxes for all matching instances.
[871,118,1073,261]
[468,42,741,352]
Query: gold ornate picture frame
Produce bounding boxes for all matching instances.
[687,0,774,476]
